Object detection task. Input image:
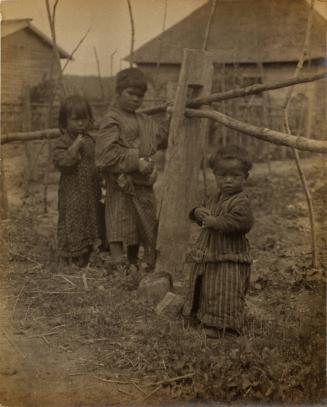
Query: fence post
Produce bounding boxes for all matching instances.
[22,86,35,192]
[155,49,213,274]
[0,148,8,220]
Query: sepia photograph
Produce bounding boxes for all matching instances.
[0,0,326,405]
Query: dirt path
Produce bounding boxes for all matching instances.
[0,147,326,406]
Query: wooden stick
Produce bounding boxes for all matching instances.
[1,129,60,144]
[183,108,327,154]
[126,0,135,67]
[0,148,8,219]
[12,283,26,319]
[144,372,195,387]
[92,375,138,385]
[202,0,217,50]
[82,273,89,290]
[62,28,91,73]
[143,385,161,401]
[45,0,65,93]
[154,0,168,88]
[54,274,76,287]
[281,0,318,267]
[28,331,59,338]
[201,0,217,199]
[133,382,147,395]
[93,46,105,101]
[140,71,327,115]
[110,49,117,77]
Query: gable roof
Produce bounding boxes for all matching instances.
[1,19,71,59]
[129,0,327,65]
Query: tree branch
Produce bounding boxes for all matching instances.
[182,108,327,154]
[202,0,217,50]
[62,28,91,73]
[282,0,318,268]
[93,46,105,101]
[1,129,60,145]
[126,0,135,67]
[140,71,327,115]
[2,110,327,154]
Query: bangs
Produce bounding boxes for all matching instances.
[59,95,94,131]
[69,104,91,119]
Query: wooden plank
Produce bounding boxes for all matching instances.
[0,148,8,220]
[155,49,213,274]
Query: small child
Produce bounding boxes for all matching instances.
[183,145,254,338]
[53,95,102,267]
[95,68,168,271]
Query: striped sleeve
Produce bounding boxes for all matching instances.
[213,194,254,233]
[95,119,139,173]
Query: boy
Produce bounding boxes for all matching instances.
[95,68,168,271]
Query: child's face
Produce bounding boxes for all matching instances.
[214,158,247,196]
[117,87,145,112]
[67,112,89,135]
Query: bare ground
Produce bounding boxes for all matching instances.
[0,143,326,406]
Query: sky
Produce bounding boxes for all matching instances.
[0,0,207,76]
[1,0,327,77]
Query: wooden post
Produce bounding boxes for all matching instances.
[0,147,8,219]
[22,86,35,193]
[155,49,213,274]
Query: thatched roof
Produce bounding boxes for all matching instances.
[128,0,327,65]
[1,19,71,59]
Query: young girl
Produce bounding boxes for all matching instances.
[53,95,102,267]
[183,145,254,338]
[95,68,168,271]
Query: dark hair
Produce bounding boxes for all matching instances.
[58,95,94,133]
[209,144,253,175]
[115,67,147,94]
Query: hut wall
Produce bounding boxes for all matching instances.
[1,28,61,104]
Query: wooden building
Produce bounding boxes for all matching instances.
[128,0,327,151]
[1,18,70,105]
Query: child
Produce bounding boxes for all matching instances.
[53,95,102,267]
[95,68,168,271]
[183,145,254,338]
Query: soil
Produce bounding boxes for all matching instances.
[0,143,326,406]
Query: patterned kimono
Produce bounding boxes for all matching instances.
[95,106,168,261]
[183,191,254,333]
[53,132,102,259]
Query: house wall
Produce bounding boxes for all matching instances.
[1,28,61,105]
[138,60,327,140]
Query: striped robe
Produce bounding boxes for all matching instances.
[183,191,254,333]
[95,106,168,262]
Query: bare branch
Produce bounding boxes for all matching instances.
[281,0,318,268]
[154,0,168,87]
[182,108,327,154]
[126,0,135,67]
[140,71,327,115]
[52,0,60,30]
[62,28,91,73]
[110,49,117,77]
[283,0,316,111]
[1,129,60,145]
[93,46,105,101]
[202,0,217,50]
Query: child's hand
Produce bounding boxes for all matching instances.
[139,158,154,175]
[71,134,85,152]
[202,214,217,229]
[194,207,210,221]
